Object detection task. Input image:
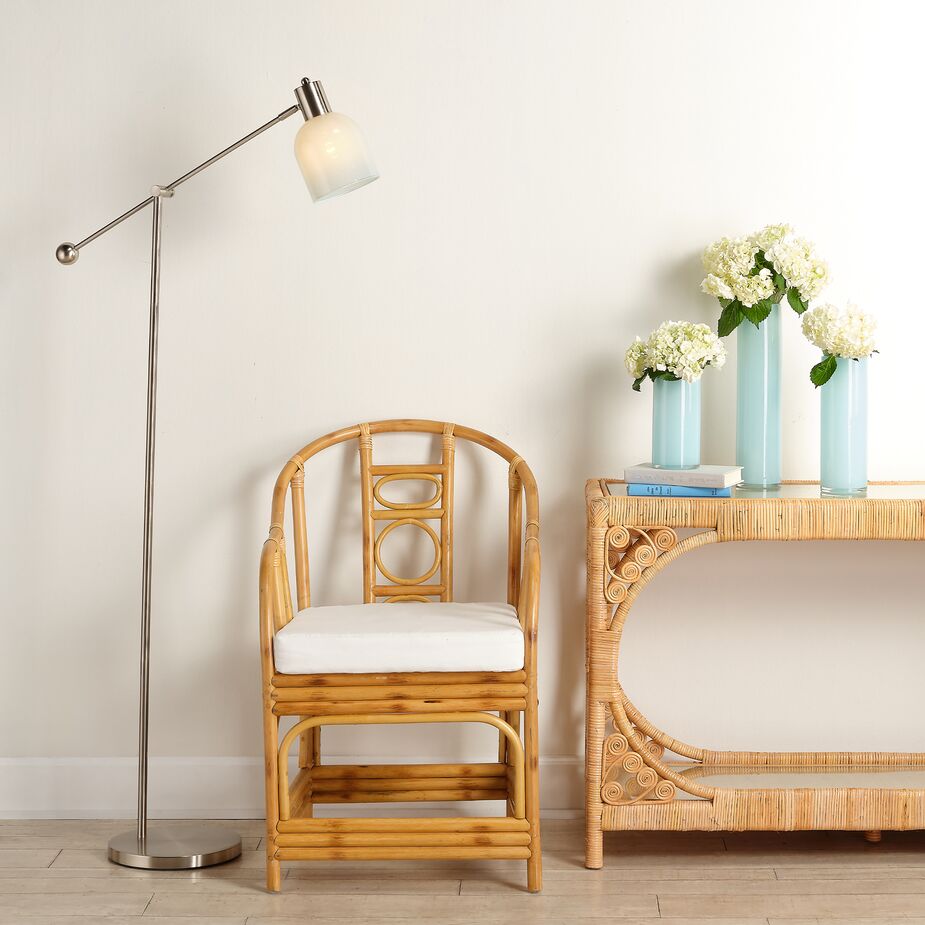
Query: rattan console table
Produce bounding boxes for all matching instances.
[585,478,925,869]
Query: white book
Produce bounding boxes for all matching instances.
[623,463,742,489]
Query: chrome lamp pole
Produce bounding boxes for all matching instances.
[56,77,378,870]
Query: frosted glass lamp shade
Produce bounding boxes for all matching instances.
[294,112,378,202]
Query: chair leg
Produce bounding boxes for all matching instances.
[524,698,542,892]
[297,722,320,819]
[266,854,281,893]
[263,707,282,893]
[501,711,520,817]
[299,724,321,768]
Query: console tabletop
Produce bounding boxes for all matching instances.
[584,478,925,869]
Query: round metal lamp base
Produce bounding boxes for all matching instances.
[108,823,242,870]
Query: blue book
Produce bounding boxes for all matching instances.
[626,483,731,498]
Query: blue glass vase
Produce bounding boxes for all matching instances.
[652,377,701,469]
[736,304,782,489]
[821,357,868,496]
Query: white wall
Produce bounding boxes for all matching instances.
[2,0,924,818]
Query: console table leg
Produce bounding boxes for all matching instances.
[585,697,605,869]
[864,830,883,843]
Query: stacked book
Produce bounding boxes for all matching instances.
[623,463,742,498]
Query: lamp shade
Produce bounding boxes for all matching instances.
[294,112,378,202]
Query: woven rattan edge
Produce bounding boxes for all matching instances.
[603,787,925,833]
[589,478,925,540]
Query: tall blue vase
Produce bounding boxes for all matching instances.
[652,377,701,469]
[736,304,782,489]
[821,357,868,496]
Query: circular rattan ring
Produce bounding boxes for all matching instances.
[373,473,443,510]
[374,518,441,585]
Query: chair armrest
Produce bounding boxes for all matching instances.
[519,536,540,645]
[511,457,540,657]
[259,532,294,689]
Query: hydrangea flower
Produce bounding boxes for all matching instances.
[801,302,877,386]
[701,236,775,308]
[701,224,829,335]
[624,337,648,379]
[625,321,726,391]
[752,223,791,251]
[765,234,829,301]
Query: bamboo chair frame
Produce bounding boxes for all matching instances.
[259,420,541,892]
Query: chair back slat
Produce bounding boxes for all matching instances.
[359,421,456,603]
[358,423,376,602]
[439,424,455,602]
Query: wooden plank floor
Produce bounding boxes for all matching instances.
[2,819,925,923]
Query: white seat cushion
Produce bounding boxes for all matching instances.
[273,601,524,674]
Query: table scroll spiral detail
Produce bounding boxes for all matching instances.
[600,728,677,805]
[604,526,677,604]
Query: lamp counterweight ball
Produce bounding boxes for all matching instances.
[56,243,79,265]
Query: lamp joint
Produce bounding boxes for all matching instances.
[294,78,332,121]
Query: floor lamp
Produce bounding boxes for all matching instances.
[56,77,378,870]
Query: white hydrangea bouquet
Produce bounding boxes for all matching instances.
[701,223,829,336]
[802,303,878,386]
[625,320,726,391]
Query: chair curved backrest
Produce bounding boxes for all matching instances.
[265,420,539,632]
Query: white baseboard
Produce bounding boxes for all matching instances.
[0,756,583,819]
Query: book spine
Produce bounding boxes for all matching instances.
[625,484,731,498]
[624,469,732,488]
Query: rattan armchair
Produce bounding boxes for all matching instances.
[258,420,541,892]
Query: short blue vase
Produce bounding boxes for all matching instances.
[821,357,868,496]
[652,377,701,469]
[736,304,782,489]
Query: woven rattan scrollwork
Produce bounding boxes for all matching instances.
[600,727,677,806]
[604,525,677,605]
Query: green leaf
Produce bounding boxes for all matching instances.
[751,249,776,275]
[632,374,646,392]
[718,300,744,337]
[741,300,773,328]
[787,288,807,314]
[773,272,786,291]
[810,354,838,388]
[647,369,681,383]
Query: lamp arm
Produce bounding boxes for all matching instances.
[164,103,300,194]
[57,104,301,261]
